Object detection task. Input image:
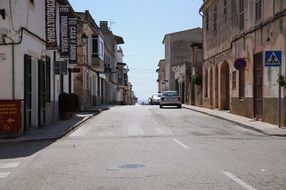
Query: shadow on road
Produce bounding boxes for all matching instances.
[0,140,55,159]
[160,107,182,109]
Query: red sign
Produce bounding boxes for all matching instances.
[234,58,247,70]
[0,100,21,133]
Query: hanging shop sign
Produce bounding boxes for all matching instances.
[69,17,77,64]
[59,5,70,58]
[45,0,57,50]
[234,58,247,70]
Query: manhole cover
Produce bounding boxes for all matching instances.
[118,164,145,169]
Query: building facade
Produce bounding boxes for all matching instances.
[201,0,286,125]
[162,28,203,104]
[0,0,77,135]
[0,0,135,138]
[156,59,166,93]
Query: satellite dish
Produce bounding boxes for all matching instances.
[172,66,178,72]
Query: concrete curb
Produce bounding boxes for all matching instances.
[0,110,105,145]
[182,105,286,137]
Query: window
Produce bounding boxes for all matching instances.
[239,0,244,31]
[205,12,209,31]
[213,4,217,32]
[92,35,98,57]
[232,71,237,90]
[28,0,35,11]
[29,0,35,5]
[223,0,227,18]
[239,70,245,99]
[255,0,262,22]
[92,35,104,60]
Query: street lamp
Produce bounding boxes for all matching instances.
[81,32,88,63]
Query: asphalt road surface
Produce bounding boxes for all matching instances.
[1,105,286,190]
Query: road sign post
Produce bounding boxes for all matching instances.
[265,51,282,128]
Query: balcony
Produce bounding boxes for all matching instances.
[91,56,104,72]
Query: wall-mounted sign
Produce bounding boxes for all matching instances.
[234,58,247,70]
[68,68,80,73]
[0,100,21,134]
[59,5,70,58]
[45,0,57,50]
[265,51,282,67]
[54,61,67,75]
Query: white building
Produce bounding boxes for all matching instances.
[0,0,72,136]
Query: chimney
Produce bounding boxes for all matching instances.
[84,10,89,20]
[100,21,109,31]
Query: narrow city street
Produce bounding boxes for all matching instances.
[0,105,286,190]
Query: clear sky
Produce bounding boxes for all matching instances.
[69,0,203,101]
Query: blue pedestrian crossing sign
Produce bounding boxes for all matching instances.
[265,51,282,67]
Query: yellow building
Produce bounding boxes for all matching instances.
[201,0,286,125]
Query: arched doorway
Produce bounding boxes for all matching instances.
[204,68,208,99]
[220,61,230,110]
[215,64,219,108]
[210,67,213,107]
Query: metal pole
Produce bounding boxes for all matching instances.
[68,68,71,94]
[278,66,282,128]
[12,43,15,99]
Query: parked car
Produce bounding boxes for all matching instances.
[151,93,162,105]
[159,91,181,108]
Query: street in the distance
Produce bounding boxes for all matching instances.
[1,105,286,190]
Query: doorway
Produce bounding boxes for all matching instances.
[220,62,230,110]
[38,59,47,127]
[210,67,213,107]
[24,55,32,131]
[253,53,263,120]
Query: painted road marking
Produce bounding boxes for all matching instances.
[98,131,114,136]
[153,121,160,127]
[173,138,190,150]
[70,126,91,137]
[0,162,20,169]
[128,126,144,136]
[154,121,173,135]
[0,172,10,178]
[155,127,173,135]
[223,171,257,190]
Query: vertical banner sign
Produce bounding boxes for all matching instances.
[45,0,57,50]
[69,18,77,64]
[59,5,70,58]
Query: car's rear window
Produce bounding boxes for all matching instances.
[163,91,178,96]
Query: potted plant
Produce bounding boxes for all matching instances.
[70,93,80,112]
[277,75,286,87]
[59,93,75,120]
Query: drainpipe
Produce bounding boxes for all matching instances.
[4,34,15,99]
[12,43,15,99]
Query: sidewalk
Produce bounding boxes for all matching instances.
[0,105,110,145]
[183,104,286,136]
